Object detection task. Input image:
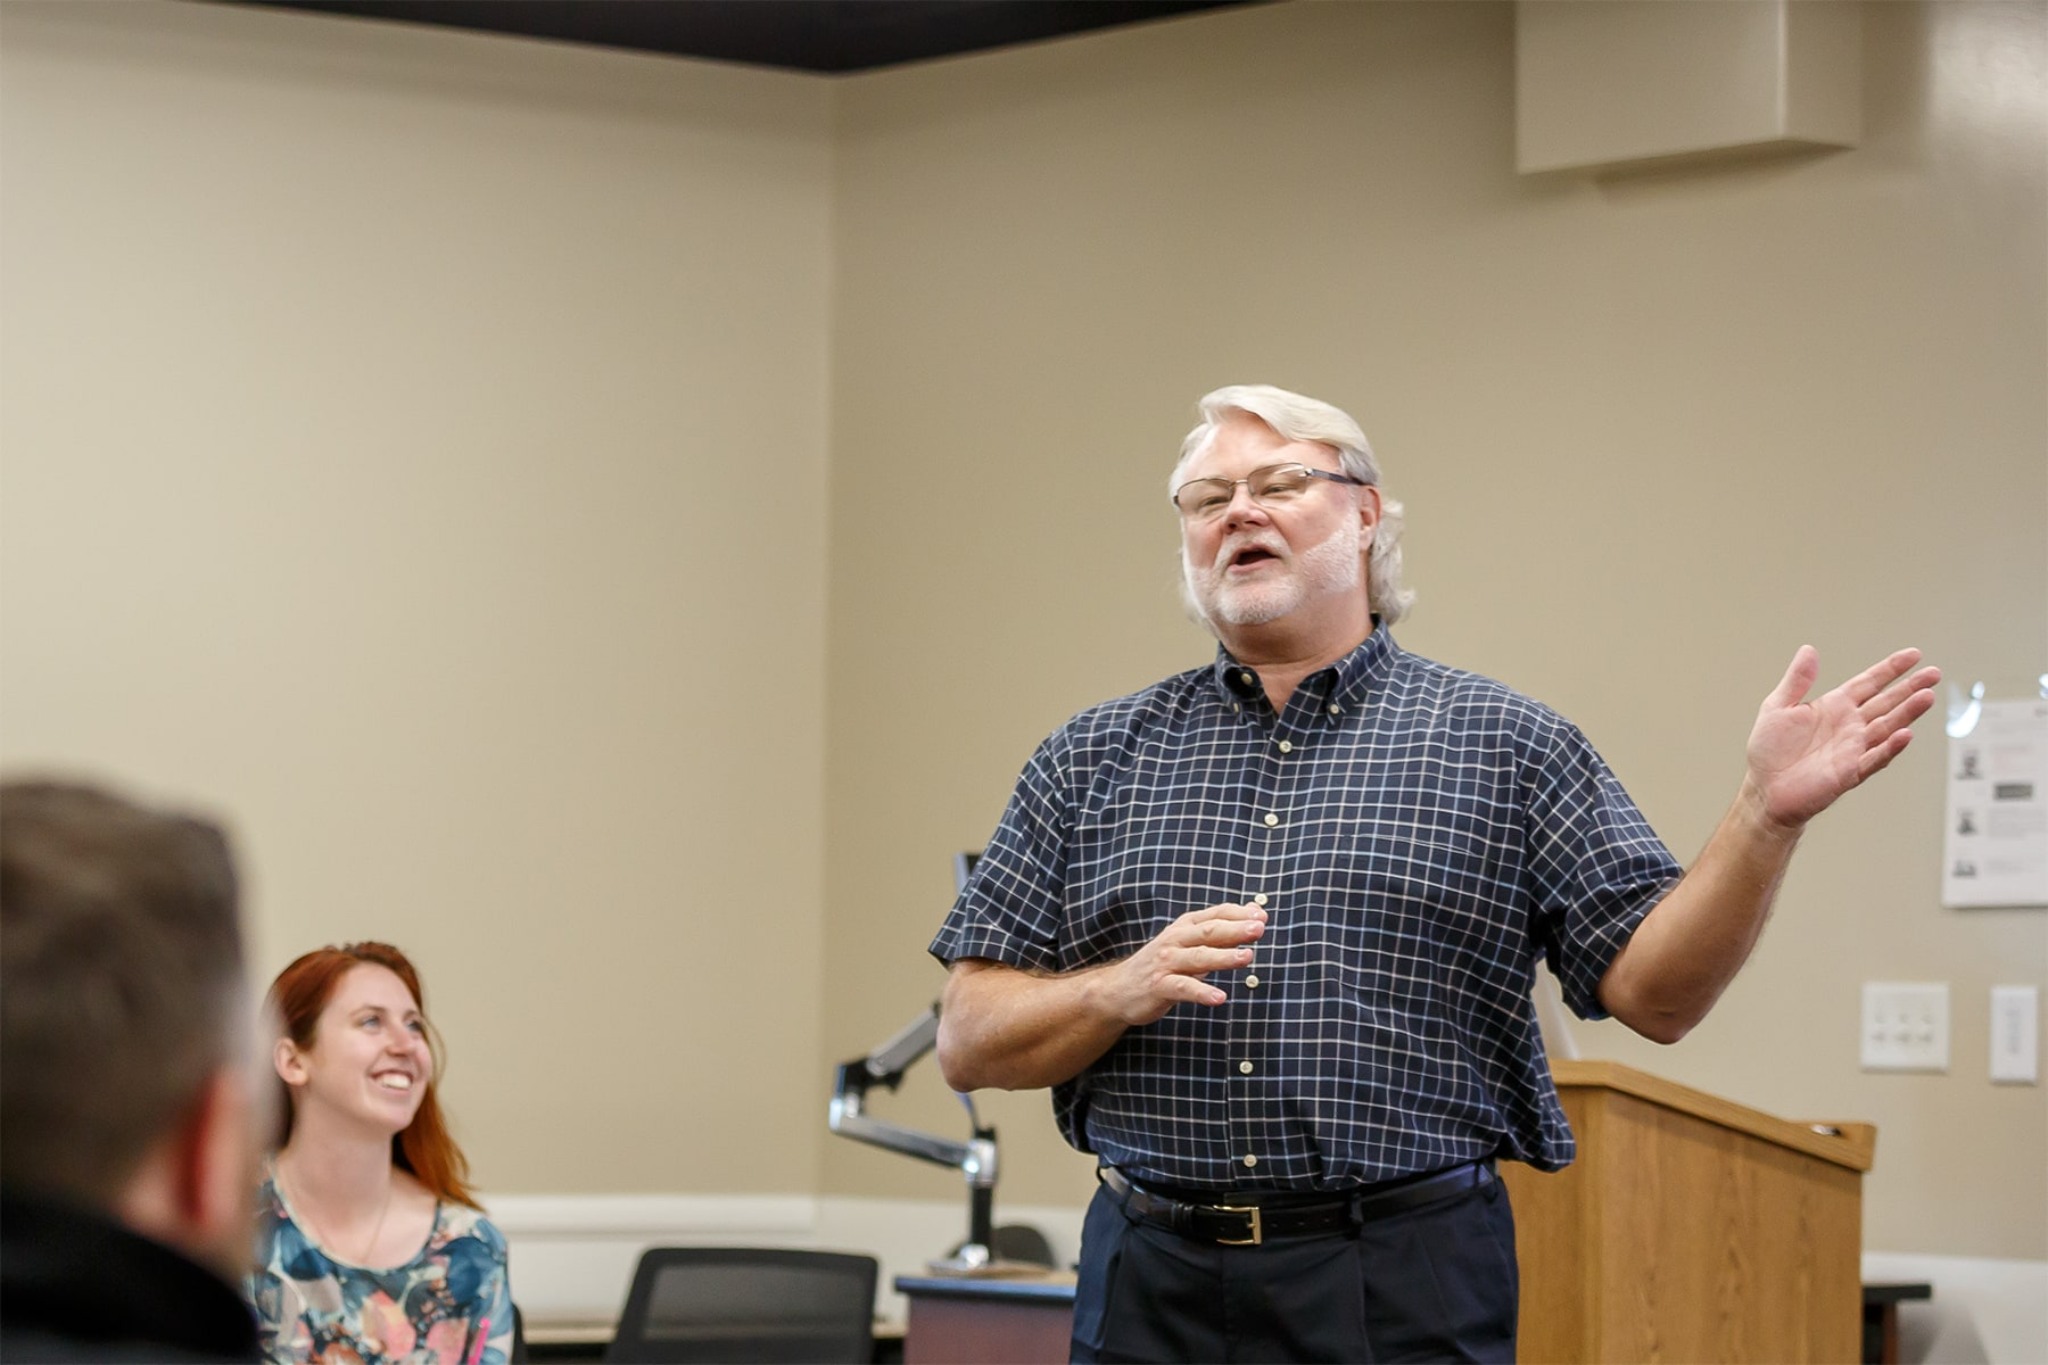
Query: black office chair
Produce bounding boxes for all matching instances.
[603,1247,879,1364]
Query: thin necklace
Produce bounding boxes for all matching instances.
[280,1155,395,1267]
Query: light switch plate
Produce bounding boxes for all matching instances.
[1861,982,1949,1072]
[1991,985,2040,1084]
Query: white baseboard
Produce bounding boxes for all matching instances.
[488,1192,1085,1328]
[1861,1252,2048,1365]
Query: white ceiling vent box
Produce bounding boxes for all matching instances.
[1516,0,1861,175]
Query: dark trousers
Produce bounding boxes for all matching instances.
[1070,1171,1518,1364]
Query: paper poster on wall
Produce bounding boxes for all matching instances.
[1943,698,2048,908]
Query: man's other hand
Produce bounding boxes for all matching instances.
[1104,901,1267,1025]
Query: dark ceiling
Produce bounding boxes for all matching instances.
[225,1,1262,74]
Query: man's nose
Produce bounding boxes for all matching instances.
[1220,482,1268,527]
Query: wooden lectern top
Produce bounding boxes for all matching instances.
[1550,1059,1875,1172]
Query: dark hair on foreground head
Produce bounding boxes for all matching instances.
[0,779,245,1204]
[269,941,480,1208]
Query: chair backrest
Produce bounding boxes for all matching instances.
[604,1247,879,1364]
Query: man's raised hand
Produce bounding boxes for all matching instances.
[1745,646,1940,831]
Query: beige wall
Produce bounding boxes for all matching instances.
[823,0,2046,1261]
[0,0,835,1194]
[2,0,2041,1262]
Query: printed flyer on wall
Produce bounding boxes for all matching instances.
[1943,698,2048,908]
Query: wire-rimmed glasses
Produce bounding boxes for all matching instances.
[1171,463,1368,521]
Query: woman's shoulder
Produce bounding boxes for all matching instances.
[253,1167,285,1224]
[431,1200,509,1258]
[250,1169,317,1278]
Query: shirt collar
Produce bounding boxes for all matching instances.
[1211,618,1400,709]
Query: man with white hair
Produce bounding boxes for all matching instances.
[931,384,1938,1363]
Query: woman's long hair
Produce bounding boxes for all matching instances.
[267,941,480,1209]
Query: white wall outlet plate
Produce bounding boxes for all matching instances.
[1861,982,1950,1072]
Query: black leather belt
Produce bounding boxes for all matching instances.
[1099,1160,1494,1246]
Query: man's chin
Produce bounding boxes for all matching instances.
[1209,590,1297,628]
[1184,567,1300,629]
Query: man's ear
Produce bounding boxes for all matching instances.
[115,1066,258,1281]
[174,1066,259,1280]
[1357,484,1383,547]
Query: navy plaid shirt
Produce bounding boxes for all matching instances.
[930,624,1682,1192]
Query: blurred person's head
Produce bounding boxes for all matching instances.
[268,942,479,1208]
[0,779,262,1280]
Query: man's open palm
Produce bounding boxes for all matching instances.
[1747,646,1940,829]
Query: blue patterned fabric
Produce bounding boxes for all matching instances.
[247,1169,512,1365]
[930,624,1682,1191]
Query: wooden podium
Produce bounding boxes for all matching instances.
[1502,1061,1875,1364]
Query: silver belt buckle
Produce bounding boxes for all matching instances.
[1214,1204,1262,1246]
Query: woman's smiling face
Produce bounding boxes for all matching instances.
[277,962,431,1136]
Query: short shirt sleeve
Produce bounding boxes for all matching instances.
[1522,718,1684,1019]
[929,728,1076,973]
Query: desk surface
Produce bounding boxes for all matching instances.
[894,1271,1078,1304]
[524,1323,614,1346]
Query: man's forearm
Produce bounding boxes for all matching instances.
[1598,778,1803,1044]
[937,902,1267,1088]
[936,959,1132,1092]
[1600,644,1938,1044]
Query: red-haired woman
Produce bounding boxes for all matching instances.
[247,943,511,1365]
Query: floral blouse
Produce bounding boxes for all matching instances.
[247,1169,513,1365]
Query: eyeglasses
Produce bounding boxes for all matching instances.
[1170,463,1368,521]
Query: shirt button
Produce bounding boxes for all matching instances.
[1239,671,1256,687]
[1327,703,1342,716]
[1252,893,1268,906]
[1262,813,1279,827]
[1231,703,1241,713]
[1243,1154,1259,1168]
[1277,740,1292,754]
[1239,1061,1254,1074]
[1245,974,1260,988]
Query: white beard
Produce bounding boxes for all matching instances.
[1186,514,1362,627]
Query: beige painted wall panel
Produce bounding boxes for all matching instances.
[826,0,2045,1259]
[0,1,835,1195]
